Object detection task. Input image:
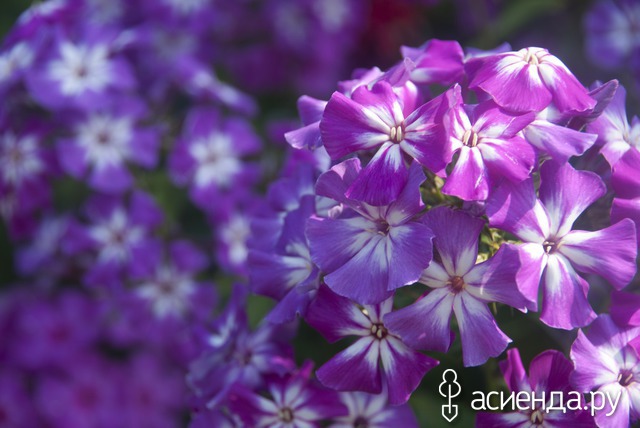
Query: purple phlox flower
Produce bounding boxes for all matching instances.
[0,41,36,95]
[571,314,640,427]
[35,354,123,428]
[0,128,53,228]
[285,63,413,153]
[319,80,452,205]
[385,206,528,367]
[467,47,596,114]
[401,39,465,86]
[611,148,640,244]
[169,107,261,212]
[16,213,70,282]
[443,97,536,201]
[63,191,163,288]
[121,352,187,428]
[217,213,251,273]
[228,361,348,427]
[57,98,160,194]
[584,0,640,70]
[26,29,136,110]
[133,240,215,322]
[611,291,640,329]
[307,159,434,304]
[305,285,438,404]
[0,369,37,428]
[250,195,320,324]
[188,286,296,411]
[487,161,637,329]
[477,348,596,427]
[329,389,419,428]
[7,291,99,370]
[587,84,640,167]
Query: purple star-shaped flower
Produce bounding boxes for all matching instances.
[477,348,595,427]
[384,206,528,367]
[487,161,637,329]
[571,315,640,428]
[305,285,438,405]
[320,80,451,205]
[306,158,434,304]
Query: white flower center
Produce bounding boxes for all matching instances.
[76,114,132,168]
[190,132,241,188]
[0,133,43,185]
[48,42,112,96]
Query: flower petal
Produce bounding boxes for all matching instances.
[383,288,455,353]
[540,254,595,329]
[379,336,438,405]
[558,219,637,290]
[316,337,382,394]
[454,292,511,367]
[539,161,605,238]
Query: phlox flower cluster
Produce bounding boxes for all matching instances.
[233,39,640,426]
[1,1,640,427]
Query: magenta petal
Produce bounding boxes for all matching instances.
[307,216,371,274]
[611,291,640,327]
[387,223,433,290]
[513,243,545,310]
[346,143,408,206]
[527,350,573,394]
[486,179,549,243]
[559,219,637,290]
[454,293,511,367]
[424,206,484,275]
[541,63,596,113]
[570,330,618,392]
[464,243,529,311]
[380,337,438,405]
[540,255,595,329]
[304,285,370,343]
[539,161,605,237]
[383,288,454,353]
[323,234,393,304]
[523,120,597,163]
[314,158,361,204]
[611,198,640,243]
[320,92,389,160]
[442,146,490,201]
[612,148,640,199]
[385,161,427,224]
[316,337,382,394]
[474,56,552,113]
[480,136,535,183]
[499,348,529,393]
[284,122,321,150]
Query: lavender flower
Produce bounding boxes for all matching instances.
[477,348,595,427]
[487,161,637,329]
[571,315,640,427]
[307,159,434,304]
[305,285,438,405]
[385,206,528,366]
